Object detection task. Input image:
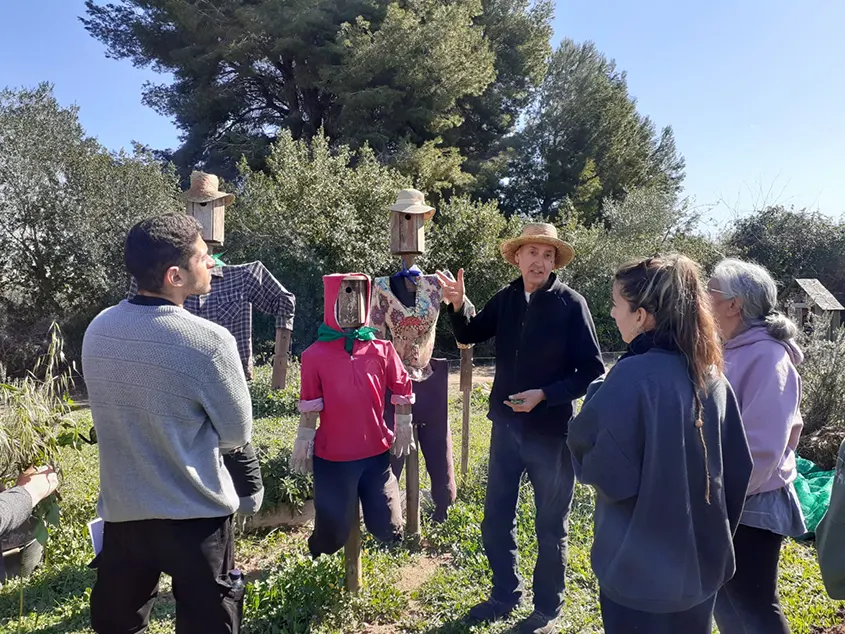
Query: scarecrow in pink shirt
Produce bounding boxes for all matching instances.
[289,273,415,556]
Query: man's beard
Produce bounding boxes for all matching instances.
[188,276,211,296]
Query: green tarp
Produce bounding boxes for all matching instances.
[795,456,835,538]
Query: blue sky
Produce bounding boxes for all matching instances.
[2,0,843,229]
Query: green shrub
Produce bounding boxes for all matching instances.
[249,361,301,419]
[244,552,348,633]
[797,330,845,469]
[248,363,314,512]
[226,131,408,356]
[0,85,182,375]
[257,444,313,514]
[0,326,88,546]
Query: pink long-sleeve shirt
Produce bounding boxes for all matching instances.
[299,274,414,462]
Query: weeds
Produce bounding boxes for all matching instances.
[0,324,87,547]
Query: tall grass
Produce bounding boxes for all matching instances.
[0,324,80,544]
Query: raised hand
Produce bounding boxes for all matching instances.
[436,268,465,310]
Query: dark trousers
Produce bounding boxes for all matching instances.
[90,515,242,634]
[308,452,403,557]
[482,420,575,617]
[714,524,790,633]
[600,592,716,633]
[384,358,456,516]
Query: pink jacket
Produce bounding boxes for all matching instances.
[299,274,414,462]
[723,326,804,496]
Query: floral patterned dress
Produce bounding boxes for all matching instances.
[370,274,445,382]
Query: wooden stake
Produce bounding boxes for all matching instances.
[271,327,291,390]
[406,426,421,537]
[459,347,473,476]
[344,505,362,593]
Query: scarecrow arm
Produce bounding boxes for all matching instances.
[243,261,296,390]
[292,352,322,474]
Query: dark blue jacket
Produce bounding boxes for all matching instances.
[568,348,753,613]
[449,274,604,436]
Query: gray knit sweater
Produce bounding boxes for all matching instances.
[82,300,253,522]
[0,487,33,538]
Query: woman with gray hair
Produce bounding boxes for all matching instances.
[708,258,806,633]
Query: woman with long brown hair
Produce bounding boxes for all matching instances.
[568,254,753,633]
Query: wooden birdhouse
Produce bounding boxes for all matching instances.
[182,171,234,246]
[335,275,369,329]
[389,189,435,256]
[390,211,425,255]
[187,199,226,246]
[788,278,844,340]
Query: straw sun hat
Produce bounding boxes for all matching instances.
[390,188,435,221]
[181,171,235,205]
[500,223,575,269]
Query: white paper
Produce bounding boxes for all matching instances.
[88,517,104,555]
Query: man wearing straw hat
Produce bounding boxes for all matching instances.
[437,223,604,634]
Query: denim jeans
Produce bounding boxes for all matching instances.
[482,419,575,617]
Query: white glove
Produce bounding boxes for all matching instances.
[290,426,317,474]
[391,413,416,457]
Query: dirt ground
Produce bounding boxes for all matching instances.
[356,552,452,634]
[446,363,495,391]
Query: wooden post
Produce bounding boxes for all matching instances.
[406,426,421,537]
[459,347,473,476]
[271,328,292,390]
[344,505,362,593]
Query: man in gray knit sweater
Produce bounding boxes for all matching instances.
[82,214,252,634]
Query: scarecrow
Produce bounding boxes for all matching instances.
[370,189,472,522]
[290,273,415,556]
[128,171,295,388]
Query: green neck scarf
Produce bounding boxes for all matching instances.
[317,323,378,354]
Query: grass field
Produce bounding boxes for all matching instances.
[1,368,842,633]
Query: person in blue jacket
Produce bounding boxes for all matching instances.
[568,254,753,634]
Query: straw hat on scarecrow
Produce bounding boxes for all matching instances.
[500,223,574,269]
[182,171,235,206]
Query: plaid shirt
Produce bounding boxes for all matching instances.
[128,262,295,379]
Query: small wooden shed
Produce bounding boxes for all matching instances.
[789,278,844,338]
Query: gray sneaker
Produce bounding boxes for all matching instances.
[465,598,520,624]
[518,610,558,634]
